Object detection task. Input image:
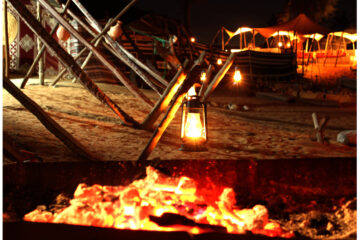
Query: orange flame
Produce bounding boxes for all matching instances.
[24,167,294,238]
[184,113,203,138]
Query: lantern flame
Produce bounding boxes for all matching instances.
[184,113,203,138]
[190,37,196,42]
[217,59,222,65]
[233,69,242,83]
[278,42,283,47]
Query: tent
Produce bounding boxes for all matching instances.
[256,13,329,38]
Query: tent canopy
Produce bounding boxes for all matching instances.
[255,13,329,38]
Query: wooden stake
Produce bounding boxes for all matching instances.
[202,52,235,102]
[20,0,72,89]
[137,65,202,162]
[312,112,330,143]
[8,0,139,127]
[37,0,45,85]
[4,76,98,161]
[3,0,10,78]
[38,0,154,108]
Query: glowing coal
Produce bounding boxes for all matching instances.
[24,167,294,238]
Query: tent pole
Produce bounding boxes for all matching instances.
[323,34,330,66]
[221,27,224,50]
[334,32,344,67]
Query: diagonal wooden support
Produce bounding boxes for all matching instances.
[71,0,166,95]
[64,7,166,92]
[312,112,330,143]
[4,77,98,161]
[38,0,154,108]
[137,65,203,162]
[202,52,236,102]
[140,60,189,130]
[20,0,72,89]
[7,0,139,127]
[50,18,113,87]
[140,51,205,130]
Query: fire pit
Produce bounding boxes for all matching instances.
[3,158,356,239]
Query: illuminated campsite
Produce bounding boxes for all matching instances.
[3,0,357,239]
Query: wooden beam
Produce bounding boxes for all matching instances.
[137,65,203,162]
[36,0,45,85]
[38,0,154,108]
[202,52,235,102]
[72,0,166,95]
[3,0,10,78]
[50,19,113,87]
[312,112,330,143]
[20,0,72,89]
[3,77,98,161]
[8,0,139,127]
[140,60,188,130]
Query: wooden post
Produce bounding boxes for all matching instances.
[140,59,189,130]
[71,0,168,90]
[221,27,224,50]
[3,76,98,161]
[3,0,10,78]
[8,0,139,127]
[20,0,72,89]
[38,0,154,108]
[202,52,235,102]
[137,66,202,162]
[36,0,45,85]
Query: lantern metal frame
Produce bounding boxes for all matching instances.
[179,95,208,152]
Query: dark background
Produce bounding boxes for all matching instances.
[80,0,356,44]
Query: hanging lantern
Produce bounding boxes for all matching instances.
[277,41,283,48]
[180,85,207,151]
[56,25,70,41]
[286,42,291,48]
[190,37,196,42]
[233,66,242,84]
[217,58,223,65]
[200,69,207,82]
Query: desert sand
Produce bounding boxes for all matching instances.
[3,77,356,163]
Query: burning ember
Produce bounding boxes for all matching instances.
[24,167,293,238]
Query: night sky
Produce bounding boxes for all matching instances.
[83,0,357,44]
[135,0,288,43]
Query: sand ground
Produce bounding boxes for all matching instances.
[3,77,356,163]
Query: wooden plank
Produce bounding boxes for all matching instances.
[8,0,139,127]
[38,0,154,108]
[3,77,98,161]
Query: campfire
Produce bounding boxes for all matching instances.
[24,166,293,238]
